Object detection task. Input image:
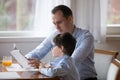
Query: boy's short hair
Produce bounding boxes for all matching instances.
[53,32,76,56]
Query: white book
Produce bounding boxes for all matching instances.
[6,63,38,71]
[10,50,31,69]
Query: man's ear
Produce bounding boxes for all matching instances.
[68,16,73,23]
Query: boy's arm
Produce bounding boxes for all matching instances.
[39,63,67,77]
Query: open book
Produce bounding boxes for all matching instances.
[10,50,32,69]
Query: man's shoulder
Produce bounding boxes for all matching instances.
[76,27,92,36]
[46,30,59,39]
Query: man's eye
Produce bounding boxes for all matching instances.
[53,21,62,25]
[57,21,62,24]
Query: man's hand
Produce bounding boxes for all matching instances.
[39,63,45,68]
[28,58,40,68]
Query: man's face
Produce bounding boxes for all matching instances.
[52,10,73,34]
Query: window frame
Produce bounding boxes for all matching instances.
[0,31,45,43]
[106,24,120,41]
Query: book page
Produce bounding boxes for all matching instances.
[10,50,31,69]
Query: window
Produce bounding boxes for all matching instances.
[107,0,120,25]
[107,0,120,40]
[0,0,36,32]
[0,0,71,42]
[0,0,71,38]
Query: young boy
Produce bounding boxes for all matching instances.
[39,32,80,80]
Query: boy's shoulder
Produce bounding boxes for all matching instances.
[58,56,72,65]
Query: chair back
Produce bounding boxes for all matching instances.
[94,49,118,80]
[107,59,120,80]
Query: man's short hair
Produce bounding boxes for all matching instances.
[52,5,73,18]
[53,32,76,56]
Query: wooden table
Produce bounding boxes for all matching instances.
[0,63,60,80]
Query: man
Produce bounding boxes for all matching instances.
[25,5,97,80]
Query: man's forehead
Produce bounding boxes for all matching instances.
[52,14,64,21]
[54,10,63,15]
[52,11,64,17]
[52,15,64,20]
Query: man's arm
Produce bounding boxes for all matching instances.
[25,31,58,68]
[25,33,55,59]
[72,31,94,66]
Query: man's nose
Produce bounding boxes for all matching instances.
[55,24,60,29]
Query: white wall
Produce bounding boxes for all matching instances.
[0,38,120,61]
[95,40,120,60]
[0,38,53,63]
[0,38,40,59]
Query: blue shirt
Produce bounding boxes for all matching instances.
[25,26,97,80]
[39,55,80,80]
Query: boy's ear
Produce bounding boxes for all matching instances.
[60,45,64,51]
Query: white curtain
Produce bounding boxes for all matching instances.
[75,0,109,42]
[100,0,109,42]
[33,0,71,37]
[33,0,109,42]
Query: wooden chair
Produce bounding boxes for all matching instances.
[107,59,120,80]
[94,49,118,80]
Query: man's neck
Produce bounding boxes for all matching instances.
[69,25,75,34]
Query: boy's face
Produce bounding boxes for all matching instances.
[52,46,63,58]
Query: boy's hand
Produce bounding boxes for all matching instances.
[28,58,40,68]
[39,63,45,68]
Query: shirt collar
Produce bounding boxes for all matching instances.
[72,25,78,38]
[55,55,69,60]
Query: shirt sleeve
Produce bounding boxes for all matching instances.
[25,33,56,59]
[40,62,68,77]
[71,31,94,66]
